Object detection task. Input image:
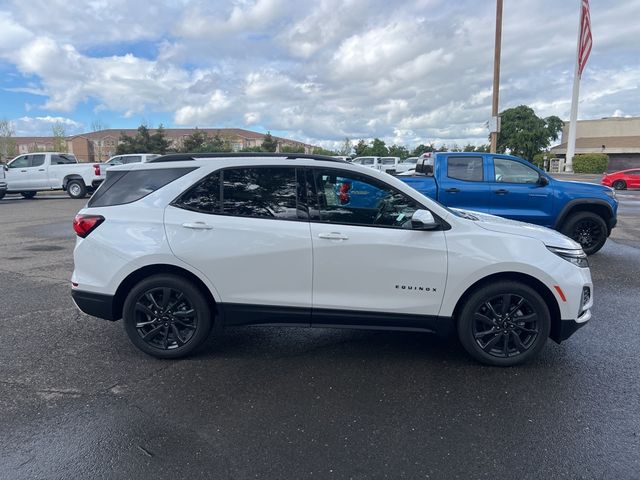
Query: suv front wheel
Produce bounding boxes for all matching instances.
[123,274,212,358]
[457,281,551,366]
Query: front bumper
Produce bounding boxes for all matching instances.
[72,289,119,321]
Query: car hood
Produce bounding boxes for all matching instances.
[454,209,581,250]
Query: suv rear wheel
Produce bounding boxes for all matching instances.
[123,274,212,358]
[457,281,551,366]
[21,191,37,199]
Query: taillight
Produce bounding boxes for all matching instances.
[93,163,100,176]
[73,214,104,238]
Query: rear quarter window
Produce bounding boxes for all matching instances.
[89,168,196,207]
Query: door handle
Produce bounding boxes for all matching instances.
[38,169,45,171]
[494,189,509,194]
[445,187,460,193]
[182,222,213,230]
[20,170,27,172]
[318,232,349,240]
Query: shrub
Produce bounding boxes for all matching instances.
[572,153,608,173]
[532,152,555,170]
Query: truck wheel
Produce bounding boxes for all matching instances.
[457,281,550,366]
[561,212,607,255]
[122,274,213,359]
[0,190,5,200]
[21,191,37,199]
[67,180,87,199]
[612,180,626,190]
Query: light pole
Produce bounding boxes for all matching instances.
[490,0,503,153]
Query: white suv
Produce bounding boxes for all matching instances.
[72,153,593,366]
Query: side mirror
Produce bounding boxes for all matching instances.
[411,209,439,230]
[538,175,549,186]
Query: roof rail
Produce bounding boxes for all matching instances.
[149,152,346,163]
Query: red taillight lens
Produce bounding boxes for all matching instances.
[93,163,100,176]
[73,214,104,238]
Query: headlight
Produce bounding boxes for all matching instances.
[605,188,616,199]
[547,246,589,268]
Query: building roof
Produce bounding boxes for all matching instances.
[551,136,640,154]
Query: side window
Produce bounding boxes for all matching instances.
[222,167,298,220]
[9,156,29,168]
[31,154,45,167]
[108,157,123,165]
[174,172,221,214]
[447,156,483,181]
[629,170,640,177]
[309,169,422,228]
[493,158,540,184]
[124,156,142,164]
[52,154,76,164]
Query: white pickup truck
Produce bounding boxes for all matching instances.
[3,152,102,199]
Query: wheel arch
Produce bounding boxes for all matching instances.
[451,271,563,343]
[112,264,220,324]
[62,174,84,190]
[555,199,614,233]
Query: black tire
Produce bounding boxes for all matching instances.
[67,180,87,199]
[560,211,608,255]
[21,191,37,199]
[123,274,213,359]
[457,281,551,366]
[0,190,5,200]
[612,180,626,190]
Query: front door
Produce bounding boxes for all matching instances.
[306,168,447,330]
[164,166,313,326]
[488,157,554,226]
[6,154,47,190]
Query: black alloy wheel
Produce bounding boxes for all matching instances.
[458,281,550,366]
[472,294,539,359]
[561,211,607,255]
[612,180,626,190]
[123,274,212,358]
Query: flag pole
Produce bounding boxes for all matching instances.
[565,1,585,173]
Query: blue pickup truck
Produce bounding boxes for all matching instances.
[395,152,618,254]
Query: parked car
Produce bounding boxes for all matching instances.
[93,154,162,188]
[72,153,592,366]
[398,152,618,255]
[601,169,640,190]
[396,156,418,174]
[4,152,102,199]
[352,156,397,174]
[0,161,7,200]
[333,156,352,162]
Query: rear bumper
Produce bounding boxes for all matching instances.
[72,289,119,321]
[91,179,104,189]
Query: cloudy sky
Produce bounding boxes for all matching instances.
[0,0,638,149]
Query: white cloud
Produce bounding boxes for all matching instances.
[1,0,639,148]
[13,116,84,136]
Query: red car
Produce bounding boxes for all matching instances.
[601,169,640,190]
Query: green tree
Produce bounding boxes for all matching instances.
[339,137,353,156]
[388,144,410,158]
[261,131,278,152]
[496,105,563,161]
[281,144,306,153]
[475,144,490,153]
[0,119,17,162]
[369,138,388,156]
[239,146,264,152]
[413,143,435,156]
[354,139,369,156]
[117,124,171,154]
[180,129,209,152]
[52,122,67,152]
[463,143,476,152]
[312,146,337,156]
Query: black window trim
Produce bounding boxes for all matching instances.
[305,166,448,231]
[172,164,307,223]
[446,155,485,182]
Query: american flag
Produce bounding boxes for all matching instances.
[578,0,593,76]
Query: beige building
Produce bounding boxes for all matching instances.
[551,117,640,171]
[12,128,314,162]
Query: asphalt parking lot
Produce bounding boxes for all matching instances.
[1,189,639,479]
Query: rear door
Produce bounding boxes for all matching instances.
[437,155,491,212]
[306,167,447,329]
[488,157,554,226]
[165,166,313,325]
[48,153,78,188]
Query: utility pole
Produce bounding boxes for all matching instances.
[490,0,503,153]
